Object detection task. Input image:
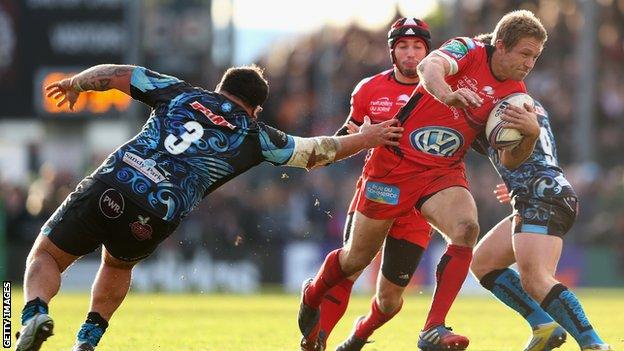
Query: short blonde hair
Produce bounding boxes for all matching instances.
[492,10,547,50]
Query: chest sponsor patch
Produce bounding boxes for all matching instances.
[365,181,400,205]
[99,188,125,219]
[369,97,393,115]
[410,127,464,157]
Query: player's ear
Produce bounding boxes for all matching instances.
[494,39,506,52]
[252,105,263,118]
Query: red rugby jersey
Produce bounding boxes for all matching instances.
[340,69,418,163]
[345,69,418,125]
[366,37,527,177]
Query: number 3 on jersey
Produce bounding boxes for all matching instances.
[164,121,204,155]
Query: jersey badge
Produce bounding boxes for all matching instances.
[365,181,400,205]
[410,127,464,157]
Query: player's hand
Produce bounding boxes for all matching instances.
[494,183,511,204]
[359,116,403,148]
[442,88,483,109]
[500,103,540,139]
[345,121,360,134]
[45,77,81,110]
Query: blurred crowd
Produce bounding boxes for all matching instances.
[3,0,623,283]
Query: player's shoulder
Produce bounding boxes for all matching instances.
[436,36,485,59]
[351,69,394,95]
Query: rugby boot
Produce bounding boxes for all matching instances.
[299,279,322,351]
[15,313,54,351]
[524,322,567,351]
[71,323,105,351]
[335,316,373,351]
[417,325,469,351]
[582,344,613,351]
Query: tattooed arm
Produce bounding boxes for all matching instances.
[45,64,135,110]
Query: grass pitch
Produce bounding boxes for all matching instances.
[9,289,624,350]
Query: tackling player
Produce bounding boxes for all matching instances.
[299,10,547,351]
[316,18,470,351]
[14,64,403,351]
[470,93,613,350]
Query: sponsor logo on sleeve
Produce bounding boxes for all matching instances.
[441,39,468,60]
[99,189,125,219]
[365,181,400,205]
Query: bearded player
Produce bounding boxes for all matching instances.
[299,10,547,351]
[316,18,469,351]
[14,64,403,351]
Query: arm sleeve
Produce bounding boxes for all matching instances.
[258,122,296,166]
[430,37,479,75]
[130,67,193,108]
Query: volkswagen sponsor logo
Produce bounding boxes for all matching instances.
[410,127,464,157]
[99,188,125,219]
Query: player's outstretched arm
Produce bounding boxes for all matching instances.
[499,104,540,169]
[45,64,136,110]
[287,117,402,170]
[417,55,482,108]
[335,117,402,159]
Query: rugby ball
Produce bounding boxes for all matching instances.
[485,93,534,150]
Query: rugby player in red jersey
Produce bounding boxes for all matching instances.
[316,18,470,350]
[299,10,547,351]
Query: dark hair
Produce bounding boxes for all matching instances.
[217,65,269,108]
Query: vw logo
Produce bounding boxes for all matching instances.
[410,127,464,157]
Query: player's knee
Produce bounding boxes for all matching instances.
[103,252,138,270]
[376,289,403,314]
[452,220,480,246]
[27,242,72,273]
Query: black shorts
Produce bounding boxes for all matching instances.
[41,177,179,261]
[511,195,578,237]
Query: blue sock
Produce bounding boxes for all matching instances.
[77,312,109,346]
[21,298,49,325]
[541,283,604,347]
[480,268,553,328]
